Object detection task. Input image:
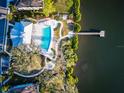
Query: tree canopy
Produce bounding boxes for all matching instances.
[43,0,56,17]
[54,0,73,13]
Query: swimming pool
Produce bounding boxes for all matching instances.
[41,26,51,51]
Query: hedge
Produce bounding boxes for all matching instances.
[71,35,79,50]
[74,23,81,32]
[75,12,82,22]
[73,0,81,22]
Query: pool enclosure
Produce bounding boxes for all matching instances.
[10,19,55,52]
[10,20,33,47]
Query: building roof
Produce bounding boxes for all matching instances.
[8,83,39,93]
[14,0,43,10]
[17,0,42,7]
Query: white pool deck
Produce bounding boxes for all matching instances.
[22,23,33,45]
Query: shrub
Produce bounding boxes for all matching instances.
[69,13,74,19]
[66,67,74,75]
[54,0,73,13]
[73,0,81,22]
[62,40,78,65]
[6,13,13,21]
[74,23,81,32]
[2,85,10,92]
[75,12,82,22]
[9,4,17,13]
[67,75,78,85]
[43,0,56,17]
[73,0,80,10]
[71,35,79,50]
[66,0,74,11]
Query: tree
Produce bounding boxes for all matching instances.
[73,0,82,22]
[62,40,78,67]
[6,13,13,21]
[71,35,79,50]
[66,0,73,11]
[11,45,44,74]
[75,13,82,22]
[54,0,73,13]
[43,0,56,17]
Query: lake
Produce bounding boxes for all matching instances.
[75,0,124,93]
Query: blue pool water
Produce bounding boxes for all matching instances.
[41,26,51,51]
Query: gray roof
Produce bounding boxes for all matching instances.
[16,0,43,7]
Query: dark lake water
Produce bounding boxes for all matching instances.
[75,0,124,93]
